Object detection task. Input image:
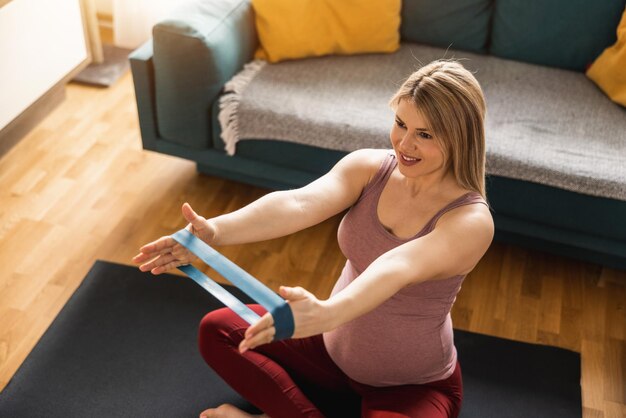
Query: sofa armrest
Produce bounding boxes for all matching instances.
[130,40,158,151]
[152,0,258,149]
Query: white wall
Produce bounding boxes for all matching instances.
[94,0,177,49]
[0,0,88,130]
[113,0,177,49]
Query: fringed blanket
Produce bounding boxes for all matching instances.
[218,44,626,201]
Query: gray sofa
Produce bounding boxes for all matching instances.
[130,0,626,270]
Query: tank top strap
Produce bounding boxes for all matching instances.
[359,151,397,200]
[421,192,489,235]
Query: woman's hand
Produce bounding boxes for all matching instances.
[132,202,217,275]
[238,286,333,353]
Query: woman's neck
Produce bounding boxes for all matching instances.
[398,169,461,199]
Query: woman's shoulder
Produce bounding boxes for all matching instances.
[321,149,392,204]
[342,149,394,184]
[344,148,392,166]
[448,190,491,217]
[437,190,494,240]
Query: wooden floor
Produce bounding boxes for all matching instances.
[0,70,624,418]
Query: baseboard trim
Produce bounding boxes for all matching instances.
[0,82,66,158]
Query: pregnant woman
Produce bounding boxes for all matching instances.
[134,59,494,418]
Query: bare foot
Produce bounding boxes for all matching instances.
[199,403,269,418]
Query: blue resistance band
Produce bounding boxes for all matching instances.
[171,229,295,340]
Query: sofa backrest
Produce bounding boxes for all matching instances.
[400,0,492,54]
[400,0,626,72]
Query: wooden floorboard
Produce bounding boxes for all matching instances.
[0,70,624,417]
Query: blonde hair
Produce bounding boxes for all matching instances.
[389,60,487,199]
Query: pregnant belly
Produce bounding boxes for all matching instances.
[323,311,456,386]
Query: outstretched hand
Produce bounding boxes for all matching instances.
[132,203,217,274]
[239,286,333,353]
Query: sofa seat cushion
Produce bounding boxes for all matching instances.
[218,43,626,201]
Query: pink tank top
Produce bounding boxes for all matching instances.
[323,152,488,387]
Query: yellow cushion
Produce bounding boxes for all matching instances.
[586,9,626,107]
[252,0,401,63]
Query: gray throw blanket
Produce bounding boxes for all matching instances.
[218,44,626,201]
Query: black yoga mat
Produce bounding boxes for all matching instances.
[0,261,582,417]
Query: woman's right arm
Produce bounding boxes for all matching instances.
[133,149,384,274]
[211,148,384,246]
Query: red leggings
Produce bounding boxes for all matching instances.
[198,305,463,418]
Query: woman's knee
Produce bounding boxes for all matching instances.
[198,307,243,359]
[199,308,233,337]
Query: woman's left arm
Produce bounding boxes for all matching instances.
[239,205,494,353]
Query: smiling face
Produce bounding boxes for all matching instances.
[388,60,487,197]
[390,99,450,182]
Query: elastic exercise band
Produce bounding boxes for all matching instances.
[171,229,295,340]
